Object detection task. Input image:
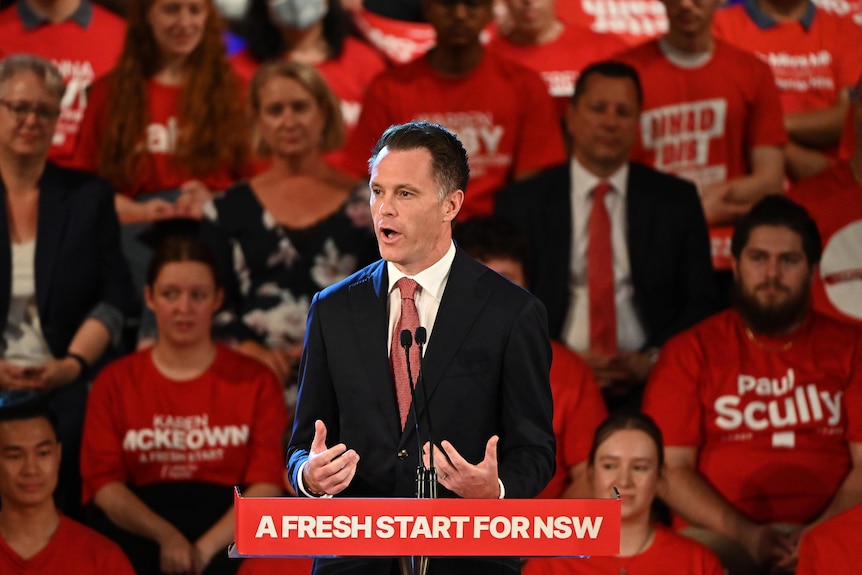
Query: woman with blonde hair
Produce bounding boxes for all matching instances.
[203,60,378,392]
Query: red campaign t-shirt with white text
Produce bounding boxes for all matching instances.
[813,0,862,25]
[617,40,787,268]
[0,4,125,166]
[555,0,668,46]
[713,5,862,120]
[341,51,567,220]
[489,24,625,118]
[72,76,244,197]
[643,309,862,524]
[81,346,288,504]
[788,162,862,326]
[539,341,608,499]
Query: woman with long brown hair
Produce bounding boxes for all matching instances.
[73,0,250,224]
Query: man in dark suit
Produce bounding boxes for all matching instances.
[287,121,556,575]
[496,60,718,408]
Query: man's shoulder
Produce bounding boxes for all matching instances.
[497,163,570,201]
[628,162,699,200]
[314,259,385,303]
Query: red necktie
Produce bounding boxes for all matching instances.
[588,183,617,354]
[391,277,421,430]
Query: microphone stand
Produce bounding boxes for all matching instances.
[414,327,437,500]
[399,330,430,575]
[413,327,435,575]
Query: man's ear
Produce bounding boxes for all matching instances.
[443,190,465,223]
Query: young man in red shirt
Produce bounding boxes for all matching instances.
[643,196,862,573]
[0,394,134,575]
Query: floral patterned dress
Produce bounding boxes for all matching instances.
[202,181,379,354]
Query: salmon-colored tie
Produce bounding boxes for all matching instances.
[391,278,421,429]
[588,183,617,354]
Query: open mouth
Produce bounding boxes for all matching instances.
[380,227,400,240]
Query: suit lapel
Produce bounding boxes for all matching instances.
[415,250,487,422]
[625,165,653,296]
[35,165,68,316]
[349,261,403,433]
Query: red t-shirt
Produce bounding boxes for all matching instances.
[73,75,244,198]
[0,3,125,166]
[713,5,862,122]
[489,24,625,118]
[350,8,437,65]
[0,515,135,575]
[522,525,724,575]
[555,0,668,46]
[788,162,862,325]
[812,0,862,24]
[643,309,862,524]
[341,51,567,220]
[617,39,787,268]
[538,341,608,499]
[81,346,288,504]
[796,503,862,575]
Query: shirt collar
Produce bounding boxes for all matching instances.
[742,0,816,30]
[17,0,93,29]
[387,241,456,303]
[570,157,629,201]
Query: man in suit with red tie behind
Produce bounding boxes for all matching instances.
[496,60,718,409]
[287,121,556,575]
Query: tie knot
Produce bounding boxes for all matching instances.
[592,182,612,202]
[396,277,420,300]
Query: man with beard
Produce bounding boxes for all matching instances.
[643,195,862,575]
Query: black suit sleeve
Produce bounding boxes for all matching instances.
[286,291,340,495]
[496,295,556,498]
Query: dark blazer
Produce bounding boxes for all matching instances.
[0,162,132,359]
[495,162,718,348]
[287,248,555,575]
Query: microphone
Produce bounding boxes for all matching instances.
[400,329,424,488]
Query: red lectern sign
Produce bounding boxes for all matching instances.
[233,489,620,557]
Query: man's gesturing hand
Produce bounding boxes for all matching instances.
[302,420,359,496]
[423,436,501,499]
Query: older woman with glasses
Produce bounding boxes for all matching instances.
[0,53,132,518]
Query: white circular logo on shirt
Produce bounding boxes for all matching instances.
[821,220,862,320]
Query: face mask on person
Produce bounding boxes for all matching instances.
[268,0,327,29]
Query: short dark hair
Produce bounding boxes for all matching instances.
[368,121,470,202]
[572,60,643,108]
[588,411,664,469]
[146,230,222,289]
[0,391,60,441]
[454,217,532,281]
[731,195,822,265]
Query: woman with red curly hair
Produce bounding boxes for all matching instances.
[73,0,250,224]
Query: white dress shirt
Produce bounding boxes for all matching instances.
[560,159,647,352]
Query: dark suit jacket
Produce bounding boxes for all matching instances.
[287,248,555,575]
[495,162,718,348]
[0,162,132,359]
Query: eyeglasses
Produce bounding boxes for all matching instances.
[0,99,61,123]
